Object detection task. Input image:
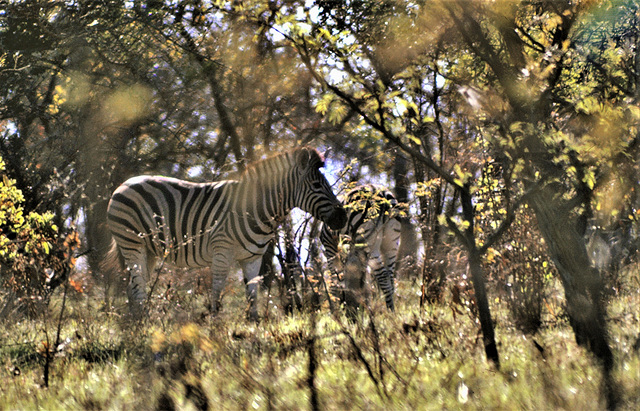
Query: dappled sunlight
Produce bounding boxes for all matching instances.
[102,84,153,126]
[594,175,628,226]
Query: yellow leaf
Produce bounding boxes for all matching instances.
[407,134,421,145]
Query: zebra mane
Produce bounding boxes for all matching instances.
[238,147,324,185]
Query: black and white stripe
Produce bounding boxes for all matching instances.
[106,147,347,319]
[320,185,402,311]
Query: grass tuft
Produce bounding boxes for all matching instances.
[0,268,638,410]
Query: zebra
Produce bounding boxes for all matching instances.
[105,147,347,320]
[320,185,402,311]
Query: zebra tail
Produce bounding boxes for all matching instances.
[97,238,130,304]
[101,238,125,275]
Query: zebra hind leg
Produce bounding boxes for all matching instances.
[378,218,400,311]
[124,250,151,320]
[370,254,395,311]
[373,268,395,311]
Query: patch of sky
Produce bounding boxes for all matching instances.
[188,165,204,179]
[2,120,17,136]
[268,1,321,41]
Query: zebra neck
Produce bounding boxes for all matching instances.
[236,170,295,233]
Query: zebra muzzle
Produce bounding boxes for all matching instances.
[327,205,348,230]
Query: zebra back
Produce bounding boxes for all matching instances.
[107,176,234,267]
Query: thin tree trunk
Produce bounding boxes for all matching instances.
[460,184,500,368]
[468,246,499,367]
[392,151,418,277]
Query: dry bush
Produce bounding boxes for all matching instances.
[0,230,81,319]
[487,209,555,335]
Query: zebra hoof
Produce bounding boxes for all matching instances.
[246,310,260,323]
[209,300,223,315]
[127,301,148,321]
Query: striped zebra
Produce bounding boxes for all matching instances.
[320,185,402,311]
[105,147,347,319]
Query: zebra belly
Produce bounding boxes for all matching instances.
[166,231,271,268]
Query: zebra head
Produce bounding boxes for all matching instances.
[346,185,399,219]
[294,148,347,230]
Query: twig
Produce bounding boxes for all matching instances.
[342,329,385,400]
[43,273,69,388]
[145,254,168,319]
[307,310,320,411]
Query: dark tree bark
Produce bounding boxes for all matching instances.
[392,150,418,277]
[528,187,613,368]
[527,185,619,409]
[459,183,499,368]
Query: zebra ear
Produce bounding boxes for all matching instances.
[311,149,325,168]
[298,147,324,170]
[297,148,311,169]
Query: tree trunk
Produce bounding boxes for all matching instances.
[527,187,613,371]
[460,184,500,368]
[392,151,418,277]
[468,246,500,368]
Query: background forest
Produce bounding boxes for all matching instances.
[1,1,640,409]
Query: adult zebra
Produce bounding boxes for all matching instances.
[105,147,347,319]
[320,185,402,311]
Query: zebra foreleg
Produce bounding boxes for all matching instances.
[242,258,263,322]
[326,257,345,312]
[342,248,368,316]
[210,250,232,316]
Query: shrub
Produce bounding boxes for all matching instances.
[475,162,554,335]
[0,156,79,317]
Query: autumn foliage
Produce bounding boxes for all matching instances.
[0,156,80,316]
